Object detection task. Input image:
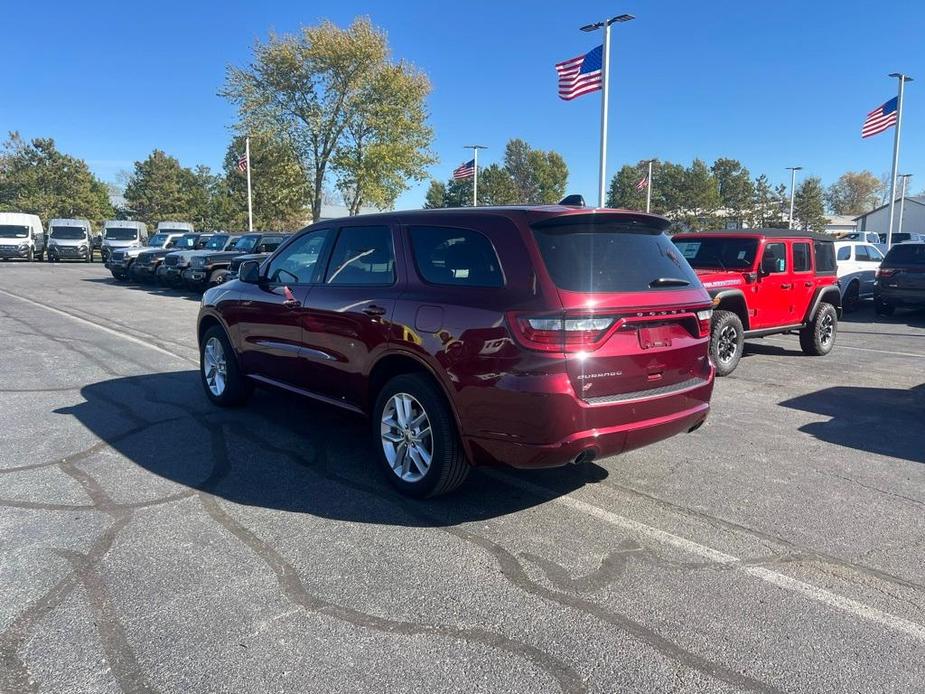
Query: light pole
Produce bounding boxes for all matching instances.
[644,158,656,213]
[897,173,912,236]
[463,144,487,206]
[786,166,803,229]
[886,73,912,248]
[580,13,635,208]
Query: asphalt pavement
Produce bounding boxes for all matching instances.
[1,261,924,693]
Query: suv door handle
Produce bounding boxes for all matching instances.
[282,298,301,308]
[804,281,813,287]
[362,305,387,317]
[780,283,792,289]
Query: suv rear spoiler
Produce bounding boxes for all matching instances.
[532,212,670,234]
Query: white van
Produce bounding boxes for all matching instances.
[157,221,194,236]
[0,212,45,261]
[47,218,94,263]
[102,220,148,262]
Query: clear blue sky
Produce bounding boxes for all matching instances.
[3,0,924,210]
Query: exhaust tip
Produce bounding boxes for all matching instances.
[687,418,706,434]
[573,448,596,465]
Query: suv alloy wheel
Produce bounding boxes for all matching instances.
[200,326,253,407]
[373,374,469,497]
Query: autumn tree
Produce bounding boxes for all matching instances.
[0,132,113,225]
[222,17,434,221]
[826,170,882,215]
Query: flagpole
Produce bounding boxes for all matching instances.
[886,73,912,249]
[245,136,254,232]
[645,159,654,213]
[897,173,911,236]
[463,144,486,207]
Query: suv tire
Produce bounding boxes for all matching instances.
[200,325,253,407]
[373,373,469,498]
[799,302,837,356]
[875,299,895,316]
[710,310,744,377]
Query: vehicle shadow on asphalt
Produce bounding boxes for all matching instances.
[81,277,202,302]
[841,305,925,330]
[779,383,925,464]
[58,371,604,524]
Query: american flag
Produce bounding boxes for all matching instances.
[635,174,649,191]
[555,45,603,101]
[237,153,248,173]
[862,97,898,138]
[452,159,475,180]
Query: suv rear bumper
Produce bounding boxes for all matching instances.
[462,374,713,469]
[875,286,925,306]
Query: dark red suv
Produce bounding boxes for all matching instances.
[197,206,715,496]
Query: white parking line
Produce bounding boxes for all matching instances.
[764,335,925,359]
[0,287,197,364]
[506,477,925,642]
[6,283,924,642]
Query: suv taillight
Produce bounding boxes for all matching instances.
[696,309,713,337]
[876,268,897,279]
[508,312,615,352]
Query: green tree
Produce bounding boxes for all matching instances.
[123,150,210,227]
[675,159,720,231]
[477,164,519,206]
[826,170,882,215]
[711,158,754,228]
[502,139,568,203]
[794,176,828,232]
[0,132,113,225]
[423,179,446,208]
[222,17,434,222]
[216,135,309,230]
[606,163,648,210]
[445,178,473,207]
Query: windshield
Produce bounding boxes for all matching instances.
[884,244,925,266]
[104,227,138,240]
[173,235,200,249]
[50,226,88,240]
[205,234,229,250]
[0,225,29,238]
[532,221,699,292]
[148,233,170,247]
[673,237,760,270]
[232,235,259,253]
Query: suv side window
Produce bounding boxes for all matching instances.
[761,243,787,273]
[855,245,870,262]
[793,242,812,272]
[866,245,884,261]
[325,226,395,286]
[837,246,851,261]
[265,229,331,285]
[408,226,504,287]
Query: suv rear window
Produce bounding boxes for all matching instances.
[814,241,836,274]
[884,244,925,266]
[532,220,699,292]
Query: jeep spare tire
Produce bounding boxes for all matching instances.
[710,310,744,377]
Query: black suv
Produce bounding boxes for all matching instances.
[183,233,289,290]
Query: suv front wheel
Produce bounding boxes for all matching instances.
[373,374,469,497]
[200,325,253,406]
[710,310,744,377]
[799,303,837,356]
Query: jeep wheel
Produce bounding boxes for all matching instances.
[200,325,252,407]
[374,374,469,498]
[800,302,837,356]
[208,269,225,288]
[843,281,860,313]
[875,299,895,317]
[710,310,744,377]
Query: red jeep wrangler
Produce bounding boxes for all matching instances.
[672,230,841,375]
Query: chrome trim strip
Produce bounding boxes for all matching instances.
[583,376,709,406]
[246,374,364,414]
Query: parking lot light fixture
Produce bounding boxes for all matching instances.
[786,166,803,229]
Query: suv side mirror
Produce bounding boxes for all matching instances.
[239,260,261,284]
[760,256,778,275]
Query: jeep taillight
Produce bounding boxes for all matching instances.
[696,309,713,337]
[509,312,615,352]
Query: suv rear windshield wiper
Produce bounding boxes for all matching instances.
[649,277,690,288]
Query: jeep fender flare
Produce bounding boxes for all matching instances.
[710,289,750,330]
[805,286,842,322]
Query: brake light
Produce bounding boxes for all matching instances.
[876,268,897,279]
[696,309,713,337]
[510,313,615,352]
